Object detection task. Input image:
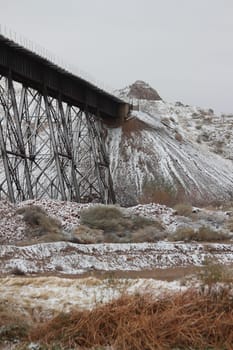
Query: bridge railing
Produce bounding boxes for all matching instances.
[0,23,118,98]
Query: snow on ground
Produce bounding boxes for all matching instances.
[0,200,27,244]
[111,83,233,205]
[0,200,180,244]
[0,199,95,244]
[17,199,94,231]
[127,203,176,227]
[1,241,233,275]
[0,276,186,317]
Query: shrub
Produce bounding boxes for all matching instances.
[199,258,233,288]
[36,232,66,243]
[140,177,179,206]
[79,205,164,242]
[175,132,183,142]
[11,267,25,276]
[0,322,29,342]
[197,226,229,241]
[169,227,196,242]
[170,226,230,242]
[174,203,193,217]
[30,289,233,349]
[17,205,62,236]
[72,225,105,244]
[80,205,129,233]
[131,215,163,230]
[0,303,29,342]
[131,226,167,243]
[103,231,131,243]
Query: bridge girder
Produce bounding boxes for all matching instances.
[0,75,115,203]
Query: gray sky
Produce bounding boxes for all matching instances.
[0,0,233,114]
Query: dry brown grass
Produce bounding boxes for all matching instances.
[80,205,129,233]
[140,179,187,207]
[80,205,164,244]
[175,131,183,142]
[29,289,233,349]
[131,226,167,243]
[174,203,193,216]
[72,224,105,244]
[199,258,233,288]
[17,205,62,237]
[169,227,196,241]
[0,302,30,342]
[170,225,230,242]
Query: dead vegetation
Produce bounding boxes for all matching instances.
[199,258,233,288]
[78,205,165,243]
[80,205,127,232]
[173,202,193,216]
[29,288,233,349]
[140,178,179,206]
[0,301,30,343]
[170,225,230,242]
[174,131,183,142]
[139,177,196,207]
[17,205,63,240]
[122,117,149,135]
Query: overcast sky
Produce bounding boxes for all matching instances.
[0,0,233,114]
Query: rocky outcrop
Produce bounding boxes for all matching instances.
[121,80,162,101]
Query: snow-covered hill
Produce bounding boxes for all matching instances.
[109,81,233,206]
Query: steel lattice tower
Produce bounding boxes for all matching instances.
[0,76,115,203]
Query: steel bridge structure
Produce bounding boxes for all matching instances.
[0,33,129,203]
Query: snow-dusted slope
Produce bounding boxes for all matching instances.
[1,241,233,274]
[109,81,233,206]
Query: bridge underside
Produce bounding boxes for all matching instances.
[0,75,115,203]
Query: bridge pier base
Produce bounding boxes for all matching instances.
[0,75,115,203]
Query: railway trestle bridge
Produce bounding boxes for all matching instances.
[0,33,129,203]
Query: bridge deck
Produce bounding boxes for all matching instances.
[0,34,129,122]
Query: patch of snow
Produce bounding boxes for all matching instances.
[0,276,186,315]
[1,241,233,275]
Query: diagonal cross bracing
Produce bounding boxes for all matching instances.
[0,76,115,203]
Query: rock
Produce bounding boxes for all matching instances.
[127,80,162,101]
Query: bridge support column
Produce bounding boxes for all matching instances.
[0,75,115,203]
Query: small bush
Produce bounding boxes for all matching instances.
[197,226,229,241]
[175,132,183,142]
[131,226,167,243]
[17,205,62,236]
[0,303,29,342]
[80,205,129,233]
[80,205,161,233]
[170,226,230,242]
[11,267,25,276]
[169,227,196,242]
[199,258,233,289]
[0,323,29,341]
[72,225,105,244]
[174,203,193,217]
[131,215,163,230]
[30,289,233,349]
[140,177,179,206]
[79,205,164,242]
[36,232,66,243]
